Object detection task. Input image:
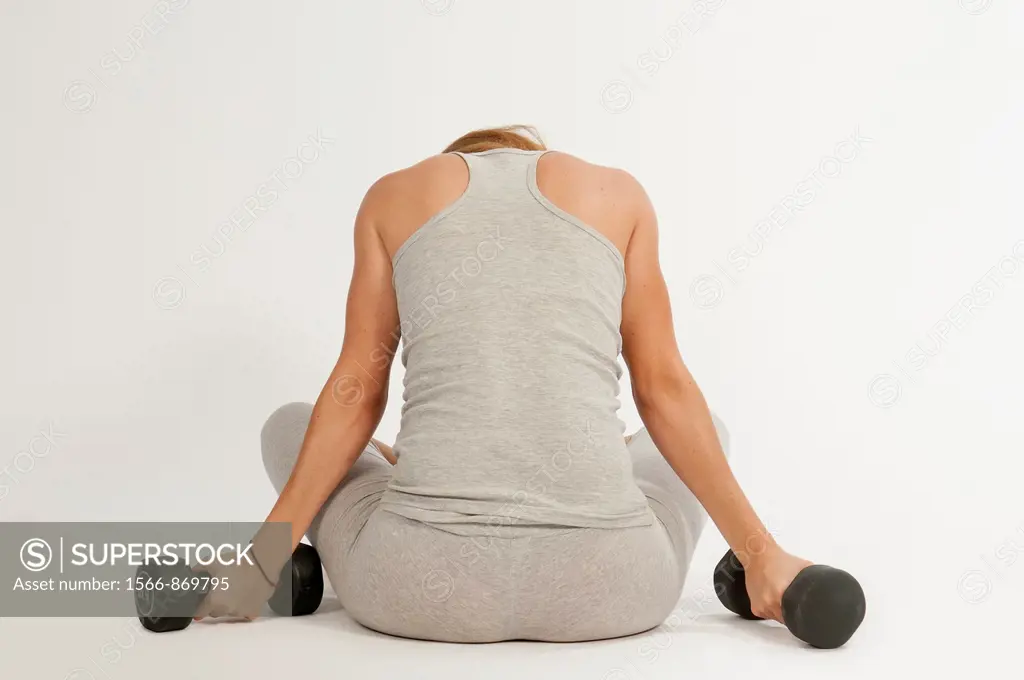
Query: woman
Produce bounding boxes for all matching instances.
[195,126,813,642]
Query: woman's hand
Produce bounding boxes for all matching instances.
[192,556,277,622]
[743,546,813,623]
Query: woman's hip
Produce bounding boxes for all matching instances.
[338,510,682,642]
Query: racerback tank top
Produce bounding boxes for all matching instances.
[377,148,655,535]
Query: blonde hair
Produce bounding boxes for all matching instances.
[443,125,546,154]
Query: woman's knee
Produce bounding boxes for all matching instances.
[260,402,313,489]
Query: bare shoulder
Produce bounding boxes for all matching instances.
[542,150,621,178]
[545,151,646,205]
[364,154,463,201]
[538,151,647,253]
[360,154,469,258]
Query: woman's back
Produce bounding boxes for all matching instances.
[256,132,749,644]
[376,149,654,534]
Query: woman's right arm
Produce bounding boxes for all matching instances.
[259,175,402,551]
[618,174,808,622]
[196,175,403,621]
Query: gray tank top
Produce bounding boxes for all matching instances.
[378,148,655,534]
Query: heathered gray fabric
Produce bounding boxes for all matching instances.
[256,150,735,640]
[378,148,655,534]
[260,402,732,642]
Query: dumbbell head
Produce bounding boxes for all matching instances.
[268,542,324,617]
[135,562,209,633]
[713,549,762,620]
[781,565,866,649]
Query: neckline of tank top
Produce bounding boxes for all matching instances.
[391,149,548,269]
[454,148,546,157]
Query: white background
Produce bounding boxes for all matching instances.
[1,0,1021,677]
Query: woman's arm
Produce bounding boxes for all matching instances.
[252,176,401,571]
[618,175,809,621]
[619,182,771,560]
[195,178,403,621]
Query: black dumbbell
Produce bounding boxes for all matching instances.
[137,543,324,633]
[268,543,324,617]
[713,549,866,649]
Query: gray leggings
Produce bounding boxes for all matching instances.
[261,403,730,642]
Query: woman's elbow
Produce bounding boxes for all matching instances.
[319,373,388,418]
[632,369,698,414]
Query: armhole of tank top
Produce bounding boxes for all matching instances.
[527,151,627,298]
[391,152,473,272]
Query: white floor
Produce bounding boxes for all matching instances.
[3,1,1022,677]
[3,541,1016,680]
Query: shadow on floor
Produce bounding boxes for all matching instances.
[292,598,814,650]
